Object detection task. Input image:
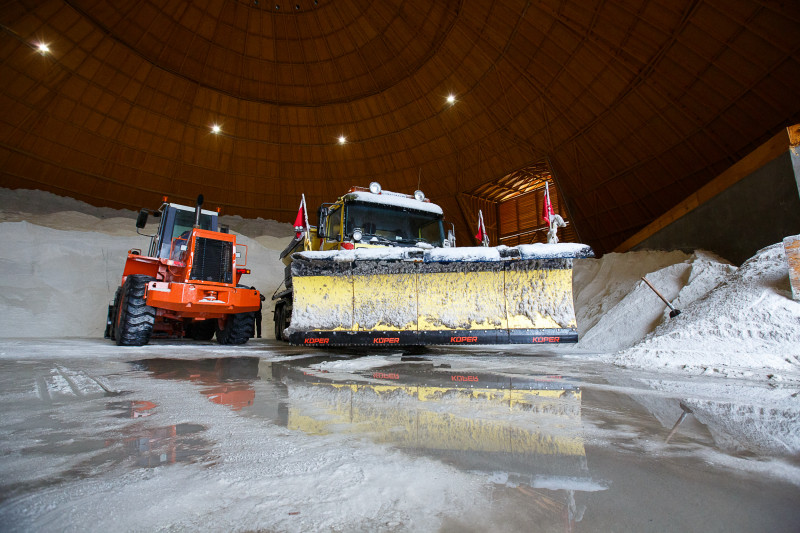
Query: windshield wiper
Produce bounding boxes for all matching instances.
[364,234,396,245]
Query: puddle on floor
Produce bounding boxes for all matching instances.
[1,352,798,532]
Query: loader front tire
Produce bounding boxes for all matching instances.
[216,312,254,345]
[115,275,156,346]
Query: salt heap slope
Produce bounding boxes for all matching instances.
[0,188,293,338]
[574,249,737,352]
[575,242,800,378]
[615,243,800,377]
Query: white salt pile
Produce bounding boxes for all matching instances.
[614,243,800,378]
[575,244,800,379]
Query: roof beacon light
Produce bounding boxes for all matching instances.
[414,190,425,202]
[369,182,382,195]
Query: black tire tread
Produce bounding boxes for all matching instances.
[115,275,156,346]
[274,304,284,341]
[216,312,255,345]
[104,287,122,339]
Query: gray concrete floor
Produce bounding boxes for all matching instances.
[0,338,798,532]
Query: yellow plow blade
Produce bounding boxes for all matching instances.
[286,244,593,346]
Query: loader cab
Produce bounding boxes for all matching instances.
[148,203,219,259]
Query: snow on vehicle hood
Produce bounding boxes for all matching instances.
[344,191,444,215]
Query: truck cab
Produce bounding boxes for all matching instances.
[314,183,453,250]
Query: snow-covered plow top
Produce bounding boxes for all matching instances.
[295,243,593,263]
[285,243,593,347]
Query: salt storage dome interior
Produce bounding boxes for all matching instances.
[1,0,799,253]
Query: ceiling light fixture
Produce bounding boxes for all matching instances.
[338,135,347,145]
[211,124,221,134]
[36,43,49,54]
[446,94,456,105]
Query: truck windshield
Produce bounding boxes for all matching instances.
[344,202,444,246]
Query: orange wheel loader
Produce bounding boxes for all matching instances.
[104,195,261,346]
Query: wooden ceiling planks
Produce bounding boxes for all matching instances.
[0,0,798,249]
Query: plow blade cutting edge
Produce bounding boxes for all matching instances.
[285,244,593,347]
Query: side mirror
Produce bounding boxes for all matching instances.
[445,223,456,248]
[317,206,328,239]
[136,209,149,229]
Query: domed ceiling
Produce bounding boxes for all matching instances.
[1,0,799,252]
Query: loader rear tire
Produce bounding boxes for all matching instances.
[115,275,156,346]
[104,287,122,339]
[216,312,254,345]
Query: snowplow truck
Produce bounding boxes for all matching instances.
[272,183,593,347]
[105,195,261,346]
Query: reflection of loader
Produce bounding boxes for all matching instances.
[105,195,261,346]
[135,357,259,410]
[273,182,593,347]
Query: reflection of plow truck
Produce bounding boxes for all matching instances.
[105,195,261,346]
[273,359,589,489]
[273,182,593,346]
[134,355,590,527]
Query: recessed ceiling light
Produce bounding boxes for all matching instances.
[211,124,221,134]
[37,43,50,54]
[446,94,456,104]
[338,135,347,145]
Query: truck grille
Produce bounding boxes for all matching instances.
[190,237,233,283]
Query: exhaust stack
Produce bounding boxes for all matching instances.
[193,194,204,228]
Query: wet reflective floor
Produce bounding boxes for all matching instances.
[0,339,798,532]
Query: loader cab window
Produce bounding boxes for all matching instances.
[156,205,217,259]
[344,202,445,246]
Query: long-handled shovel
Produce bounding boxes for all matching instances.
[641,276,682,318]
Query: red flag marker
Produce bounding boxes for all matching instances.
[294,196,306,239]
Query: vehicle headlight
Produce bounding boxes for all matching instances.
[352,229,363,242]
[369,182,382,194]
[414,190,425,201]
